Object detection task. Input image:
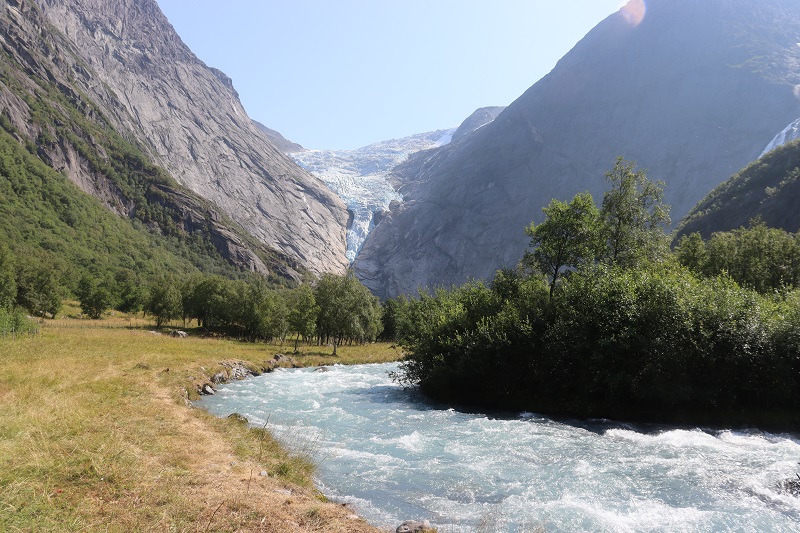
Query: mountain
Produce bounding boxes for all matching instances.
[678,140,800,237]
[1,0,316,284]
[252,121,304,154]
[32,0,349,276]
[354,0,800,298]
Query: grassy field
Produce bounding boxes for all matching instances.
[0,315,403,532]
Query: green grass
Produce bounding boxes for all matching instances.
[0,317,398,531]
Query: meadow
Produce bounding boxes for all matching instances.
[0,311,401,532]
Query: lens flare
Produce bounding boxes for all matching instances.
[620,0,646,26]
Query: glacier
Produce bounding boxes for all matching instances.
[291,129,456,263]
[760,116,800,157]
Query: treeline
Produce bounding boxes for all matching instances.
[141,272,382,350]
[388,158,800,429]
[0,232,384,349]
[675,220,800,293]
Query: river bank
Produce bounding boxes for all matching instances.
[0,320,401,531]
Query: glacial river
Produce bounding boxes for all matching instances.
[197,362,800,532]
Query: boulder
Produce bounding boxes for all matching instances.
[169,330,188,338]
[273,353,299,367]
[396,520,432,533]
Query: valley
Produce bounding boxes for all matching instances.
[3,0,800,531]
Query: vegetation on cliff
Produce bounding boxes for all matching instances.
[678,139,800,237]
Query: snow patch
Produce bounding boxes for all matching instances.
[434,127,457,147]
[760,116,800,157]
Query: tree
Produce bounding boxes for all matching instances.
[77,275,114,319]
[146,278,182,328]
[239,281,288,342]
[0,243,16,309]
[315,272,382,355]
[601,157,671,267]
[183,275,229,328]
[524,192,603,300]
[287,284,319,351]
[15,263,62,318]
[114,270,146,314]
[694,219,800,293]
[674,232,708,274]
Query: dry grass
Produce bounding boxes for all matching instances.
[0,317,402,532]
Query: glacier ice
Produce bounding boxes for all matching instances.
[291,129,456,263]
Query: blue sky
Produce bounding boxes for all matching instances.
[156,1,628,150]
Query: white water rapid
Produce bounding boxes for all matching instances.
[197,363,800,532]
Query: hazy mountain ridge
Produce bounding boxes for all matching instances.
[355,0,800,298]
[34,0,349,276]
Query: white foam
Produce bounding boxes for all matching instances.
[197,362,800,531]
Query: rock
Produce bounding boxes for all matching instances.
[36,0,349,277]
[200,383,215,395]
[314,367,329,372]
[227,413,249,425]
[396,520,432,533]
[252,120,304,153]
[169,330,187,338]
[778,476,800,496]
[273,353,298,367]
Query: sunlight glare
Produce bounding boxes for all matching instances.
[620,0,646,26]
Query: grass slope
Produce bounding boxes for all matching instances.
[0,319,400,532]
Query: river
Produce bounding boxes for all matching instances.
[197,362,800,532]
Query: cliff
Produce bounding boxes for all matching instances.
[34,0,349,275]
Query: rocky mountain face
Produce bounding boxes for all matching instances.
[32,0,349,276]
[1,0,313,280]
[678,140,800,238]
[252,121,304,154]
[354,0,800,298]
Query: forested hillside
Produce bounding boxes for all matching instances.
[678,140,800,237]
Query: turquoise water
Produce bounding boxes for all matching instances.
[197,363,800,532]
